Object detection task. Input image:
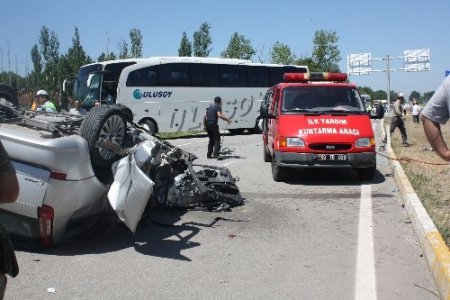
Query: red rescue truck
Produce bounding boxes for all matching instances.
[259,72,384,182]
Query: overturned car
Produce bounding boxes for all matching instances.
[0,100,243,248]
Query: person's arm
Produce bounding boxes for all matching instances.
[421,115,450,161]
[217,111,232,124]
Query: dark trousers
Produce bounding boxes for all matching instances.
[389,116,408,143]
[412,114,420,124]
[205,122,221,157]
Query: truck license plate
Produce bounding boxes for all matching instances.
[317,154,347,161]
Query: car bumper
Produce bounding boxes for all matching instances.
[274,151,376,168]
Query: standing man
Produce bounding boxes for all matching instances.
[383,92,409,146]
[204,96,232,159]
[35,90,56,112]
[411,99,421,124]
[420,76,450,161]
[0,138,19,299]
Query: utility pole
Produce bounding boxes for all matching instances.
[347,49,430,104]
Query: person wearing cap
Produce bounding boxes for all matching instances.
[421,75,450,161]
[204,96,232,159]
[35,90,56,112]
[383,92,409,146]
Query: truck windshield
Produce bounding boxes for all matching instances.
[281,86,365,113]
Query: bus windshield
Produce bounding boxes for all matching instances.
[74,62,136,109]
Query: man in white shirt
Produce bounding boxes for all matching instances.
[69,100,87,116]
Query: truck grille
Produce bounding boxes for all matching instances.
[309,143,352,151]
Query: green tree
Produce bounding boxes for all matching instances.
[129,28,143,58]
[373,90,387,100]
[193,22,212,57]
[311,29,341,72]
[37,26,61,95]
[178,32,192,57]
[59,27,92,109]
[118,40,128,59]
[30,44,42,91]
[409,90,421,102]
[97,52,117,62]
[422,91,435,103]
[221,32,255,60]
[269,42,296,65]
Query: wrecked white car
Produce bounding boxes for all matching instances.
[0,100,243,248]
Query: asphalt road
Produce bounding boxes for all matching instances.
[5,120,439,299]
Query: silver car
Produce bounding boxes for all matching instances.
[0,101,243,248]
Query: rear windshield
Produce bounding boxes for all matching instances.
[281,86,365,113]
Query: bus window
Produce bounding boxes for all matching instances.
[269,66,308,86]
[104,62,135,81]
[219,65,247,87]
[127,66,158,86]
[159,63,190,86]
[248,66,269,87]
[190,64,219,87]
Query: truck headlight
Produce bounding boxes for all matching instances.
[356,137,375,147]
[285,137,305,147]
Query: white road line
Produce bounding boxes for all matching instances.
[176,140,206,147]
[221,161,236,167]
[355,184,377,300]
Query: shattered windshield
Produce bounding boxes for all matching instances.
[281,86,366,113]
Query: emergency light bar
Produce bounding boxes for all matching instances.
[283,72,348,82]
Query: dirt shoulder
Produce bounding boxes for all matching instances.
[387,115,450,247]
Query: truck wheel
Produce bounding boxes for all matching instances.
[263,145,271,162]
[80,105,127,168]
[271,162,286,182]
[357,166,376,181]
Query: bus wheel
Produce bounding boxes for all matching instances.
[80,105,127,169]
[139,119,157,134]
[228,129,244,135]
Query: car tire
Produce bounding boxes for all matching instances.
[271,162,286,182]
[80,105,127,168]
[357,165,376,181]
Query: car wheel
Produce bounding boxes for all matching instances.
[80,105,127,168]
[357,165,376,181]
[271,162,286,182]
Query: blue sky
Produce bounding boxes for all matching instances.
[1,0,449,98]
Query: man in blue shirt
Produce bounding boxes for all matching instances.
[204,96,232,159]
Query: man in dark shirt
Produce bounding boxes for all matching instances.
[204,96,232,159]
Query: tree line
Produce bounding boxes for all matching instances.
[0,21,433,106]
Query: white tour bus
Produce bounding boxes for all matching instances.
[73,57,308,134]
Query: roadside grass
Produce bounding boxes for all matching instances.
[388,115,450,247]
[157,130,204,139]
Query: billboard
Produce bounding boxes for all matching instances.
[347,53,372,75]
[403,49,430,72]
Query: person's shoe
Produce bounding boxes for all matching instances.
[402,142,410,147]
[207,155,214,159]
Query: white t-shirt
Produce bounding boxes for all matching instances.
[411,104,421,116]
[422,76,450,124]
